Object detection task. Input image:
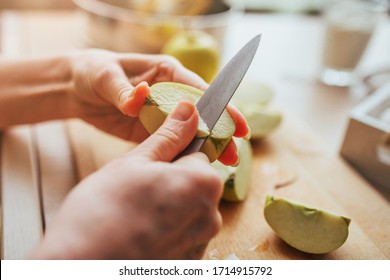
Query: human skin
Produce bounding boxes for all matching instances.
[0,49,249,259]
[31,100,223,259]
[0,49,250,165]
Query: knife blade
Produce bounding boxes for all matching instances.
[177,34,261,158]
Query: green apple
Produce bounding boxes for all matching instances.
[212,138,253,201]
[161,30,220,83]
[264,196,351,254]
[236,103,282,139]
[231,80,282,139]
[232,79,274,107]
[138,82,235,162]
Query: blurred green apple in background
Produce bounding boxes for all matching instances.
[162,30,220,83]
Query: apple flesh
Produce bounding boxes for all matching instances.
[212,138,253,201]
[231,80,282,139]
[237,104,282,139]
[138,82,235,162]
[264,196,351,254]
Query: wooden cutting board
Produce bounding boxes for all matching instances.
[0,126,42,260]
[66,116,390,260]
[1,121,78,259]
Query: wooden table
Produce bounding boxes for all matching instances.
[1,10,389,260]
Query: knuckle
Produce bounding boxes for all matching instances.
[156,55,183,79]
[158,54,181,65]
[203,168,224,200]
[116,82,132,105]
[93,66,113,88]
[155,123,182,149]
[209,212,222,236]
[179,161,223,201]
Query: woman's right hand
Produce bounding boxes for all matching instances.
[31,100,223,259]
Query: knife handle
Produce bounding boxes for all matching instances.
[173,137,206,161]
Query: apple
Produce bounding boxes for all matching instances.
[264,196,351,254]
[138,82,235,162]
[232,79,274,107]
[161,30,220,83]
[231,80,282,139]
[212,138,253,201]
[236,104,282,139]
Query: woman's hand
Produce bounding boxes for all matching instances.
[69,49,249,165]
[0,49,249,165]
[31,100,223,259]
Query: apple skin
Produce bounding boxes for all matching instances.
[162,30,220,83]
[231,80,282,139]
[236,104,282,139]
[264,196,351,254]
[212,138,253,202]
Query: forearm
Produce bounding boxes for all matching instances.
[0,53,74,128]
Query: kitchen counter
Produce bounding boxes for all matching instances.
[1,10,389,259]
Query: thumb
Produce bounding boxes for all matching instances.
[130,99,199,162]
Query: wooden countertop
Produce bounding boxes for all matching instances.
[1,10,389,260]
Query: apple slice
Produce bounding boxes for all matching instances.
[212,138,253,201]
[232,79,274,107]
[231,80,282,139]
[264,196,351,254]
[138,82,235,162]
[236,104,282,139]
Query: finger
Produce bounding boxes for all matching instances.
[174,152,224,203]
[120,53,209,91]
[136,60,208,91]
[130,99,198,162]
[120,81,150,117]
[174,152,210,166]
[217,139,239,166]
[94,64,135,111]
[184,243,208,260]
[168,61,209,91]
[226,104,251,139]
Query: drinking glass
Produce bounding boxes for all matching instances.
[320,0,383,87]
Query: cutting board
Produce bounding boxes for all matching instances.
[66,116,390,260]
[0,126,42,260]
[0,122,78,259]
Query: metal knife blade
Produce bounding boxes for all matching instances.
[177,34,261,158]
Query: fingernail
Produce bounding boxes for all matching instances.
[232,156,240,167]
[170,99,195,121]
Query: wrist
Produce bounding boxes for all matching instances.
[0,52,76,128]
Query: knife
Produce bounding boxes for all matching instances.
[177,34,261,158]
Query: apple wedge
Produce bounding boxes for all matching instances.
[236,104,282,139]
[231,80,282,139]
[232,79,274,107]
[212,138,253,201]
[264,196,351,254]
[138,82,235,162]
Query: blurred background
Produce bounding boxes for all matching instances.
[1,1,390,260]
[0,0,389,189]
